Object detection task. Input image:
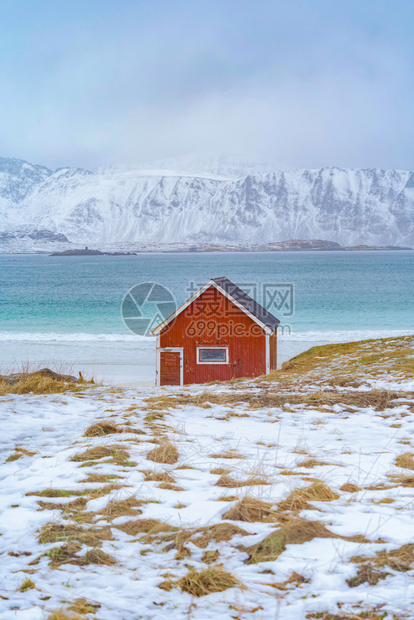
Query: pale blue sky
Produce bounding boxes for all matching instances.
[0,0,413,170]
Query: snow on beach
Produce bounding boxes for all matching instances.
[1,336,414,619]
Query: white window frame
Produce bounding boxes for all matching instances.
[196,346,229,365]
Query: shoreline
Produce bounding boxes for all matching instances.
[1,328,413,387]
[1,246,413,255]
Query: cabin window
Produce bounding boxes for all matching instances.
[197,347,228,364]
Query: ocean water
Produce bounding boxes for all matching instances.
[0,251,413,384]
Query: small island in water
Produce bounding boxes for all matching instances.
[50,239,413,255]
[50,248,138,256]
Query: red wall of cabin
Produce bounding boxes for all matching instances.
[159,285,267,384]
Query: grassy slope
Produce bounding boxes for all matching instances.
[2,336,414,620]
[266,334,414,388]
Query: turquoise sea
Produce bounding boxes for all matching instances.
[0,251,413,384]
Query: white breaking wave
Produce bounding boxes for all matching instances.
[0,329,412,343]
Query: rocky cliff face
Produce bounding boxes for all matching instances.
[0,156,413,251]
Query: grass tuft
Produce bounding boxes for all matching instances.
[38,522,113,547]
[340,483,361,493]
[83,420,123,437]
[222,496,277,522]
[100,496,144,518]
[209,450,246,459]
[158,482,184,491]
[177,565,242,597]
[395,452,414,470]
[70,444,131,466]
[46,543,116,567]
[215,474,270,488]
[245,518,342,564]
[116,519,176,537]
[141,469,176,483]
[19,578,35,592]
[146,440,179,465]
[279,482,339,512]
[0,366,90,395]
[45,610,84,620]
[298,458,332,468]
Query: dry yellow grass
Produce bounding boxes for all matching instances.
[375,543,414,571]
[269,336,414,383]
[83,420,123,437]
[146,440,179,464]
[36,497,97,524]
[346,563,389,587]
[68,599,101,616]
[246,517,367,564]
[201,549,220,564]
[78,473,122,484]
[5,447,37,463]
[27,483,122,500]
[214,474,270,488]
[45,610,84,620]
[144,395,180,410]
[115,519,176,537]
[70,444,134,466]
[279,482,340,512]
[176,565,242,597]
[0,366,90,395]
[19,578,35,592]
[38,522,113,547]
[352,543,414,573]
[136,521,249,552]
[395,452,414,470]
[222,496,277,522]
[209,450,246,459]
[141,470,176,483]
[147,385,410,415]
[158,482,184,491]
[306,610,396,620]
[100,496,144,518]
[387,472,414,487]
[340,483,361,493]
[46,543,116,567]
[191,523,250,548]
[210,467,231,475]
[245,519,341,564]
[345,543,414,596]
[298,458,333,468]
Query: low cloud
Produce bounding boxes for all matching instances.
[0,0,412,170]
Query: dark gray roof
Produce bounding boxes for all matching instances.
[212,276,280,332]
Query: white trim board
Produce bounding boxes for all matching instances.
[265,333,270,375]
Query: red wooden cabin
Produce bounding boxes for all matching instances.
[152,276,280,386]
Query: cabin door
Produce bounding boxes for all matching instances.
[159,348,183,386]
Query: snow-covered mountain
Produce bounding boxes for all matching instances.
[0,155,413,251]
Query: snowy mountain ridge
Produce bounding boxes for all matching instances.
[0,155,413,251]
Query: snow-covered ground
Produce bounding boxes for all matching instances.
[1,340,414,619]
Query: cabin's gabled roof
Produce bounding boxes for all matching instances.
[152,276,280,335]
[211,276,280,332]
